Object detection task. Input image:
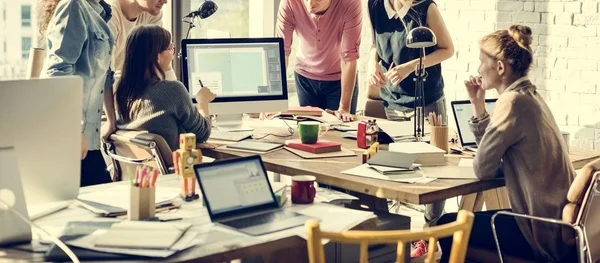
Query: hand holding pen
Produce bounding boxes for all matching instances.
[195,78,217,104]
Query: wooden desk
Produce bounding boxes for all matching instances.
[0,177,376,263]
[204,118,600,212]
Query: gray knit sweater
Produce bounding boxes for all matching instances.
[116,80,212,150]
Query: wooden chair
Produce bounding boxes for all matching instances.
[306,210,475,263]
[491,158,600,263]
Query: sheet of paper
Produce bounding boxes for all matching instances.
[77,185,180,210]
[314,187,359,203]
[341,164,425,183]
[421,165,478,179]
[293,203,376,241]
[67,229,199,258]
[191,72,222,96]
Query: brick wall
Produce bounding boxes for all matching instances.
[357,0,600,150]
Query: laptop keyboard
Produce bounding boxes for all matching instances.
[222,210,296,229]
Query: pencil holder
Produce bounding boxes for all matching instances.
[129,186,155,220]
[430,126,449,154]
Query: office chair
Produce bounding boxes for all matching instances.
[103,130,174,181]
[306,210,474,263]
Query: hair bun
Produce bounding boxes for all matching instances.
[508,25,533,49]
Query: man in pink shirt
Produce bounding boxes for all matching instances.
[276,0,362,121]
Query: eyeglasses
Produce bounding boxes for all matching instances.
[166,43,175,51]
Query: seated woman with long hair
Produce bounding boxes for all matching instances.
[436,25,576,262]
[115,25,214,150]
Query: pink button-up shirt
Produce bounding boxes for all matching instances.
[276,0,362,81]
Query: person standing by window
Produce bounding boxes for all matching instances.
[39,0,115,187]
[106,0,176,89]
[276,0,362,122]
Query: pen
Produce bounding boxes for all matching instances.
[149,169,159,188]
[160,217,183,222]
[198,78,204,88]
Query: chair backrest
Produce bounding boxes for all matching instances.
[564,158,600,262]
[306,210,475,263]
[104,130,174,181]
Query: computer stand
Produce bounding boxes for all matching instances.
[214,114,254,132]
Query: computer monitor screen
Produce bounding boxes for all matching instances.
[194,156,276,217]
[181,38,289,130]
[182,38,287,101]
[451,99,497,147]
[0,77,82,206]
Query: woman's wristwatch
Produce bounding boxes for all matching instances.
[470,110,489,123]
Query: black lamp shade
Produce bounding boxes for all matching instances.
[199,0,218,19]
[406,26,437,48]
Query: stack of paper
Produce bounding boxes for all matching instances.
[342,164,435,184]
[94,221,192,249]
[389,142,446,166]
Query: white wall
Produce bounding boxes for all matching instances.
[356,0,600,150]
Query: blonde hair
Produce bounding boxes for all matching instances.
[480,25,534,77]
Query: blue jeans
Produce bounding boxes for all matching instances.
[294,72,358,114]
[385,97,447,227]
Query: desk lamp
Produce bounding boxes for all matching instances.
[406,26,437,141]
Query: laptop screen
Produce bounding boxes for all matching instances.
[452,99,497,146]
[194,156,277,219]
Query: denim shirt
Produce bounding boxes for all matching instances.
[41,0,113,151]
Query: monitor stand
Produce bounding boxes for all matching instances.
[214,114,254,132]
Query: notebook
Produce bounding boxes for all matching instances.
[285,139,341,154]
[366,151,418,169]
[94,221,192,250]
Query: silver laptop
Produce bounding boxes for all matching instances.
[194,155,310,236]
[451,99,497,149]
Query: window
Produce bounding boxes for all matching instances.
[188,0,251,38]
[21,5,31,27]
[1,2,37,80]
[21,37,31,60]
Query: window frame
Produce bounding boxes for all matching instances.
[21,5,31,28]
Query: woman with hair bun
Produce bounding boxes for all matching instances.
[436,25,576,262]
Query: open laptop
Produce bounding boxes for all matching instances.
[451,99,497,150]
[194,155,310,236]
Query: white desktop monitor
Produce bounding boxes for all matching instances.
[0,77,82,207]
[181,37,288,131]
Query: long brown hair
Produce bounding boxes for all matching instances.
[38,0,61,37]
[115,25,171,122]
[480,25,534,77]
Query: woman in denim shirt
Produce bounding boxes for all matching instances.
[39,0,116,187]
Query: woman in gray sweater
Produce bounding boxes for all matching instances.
[437,25,576,262]
[115,25,215,150]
